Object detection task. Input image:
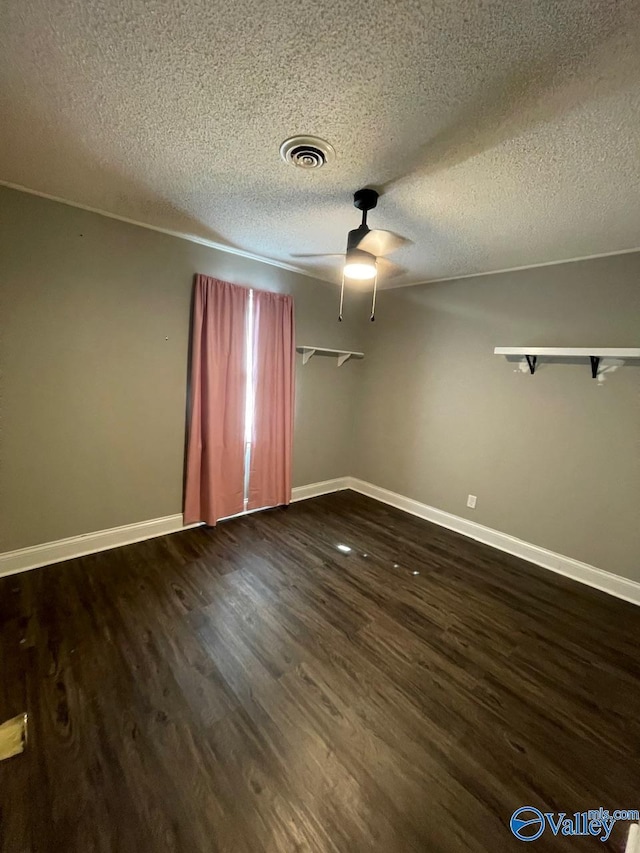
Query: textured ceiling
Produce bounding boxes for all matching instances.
[1,0,640,287]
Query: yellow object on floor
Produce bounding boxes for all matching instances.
[0,713,28,760]
[626,824,640,853]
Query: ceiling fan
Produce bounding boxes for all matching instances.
[292,188,410,321]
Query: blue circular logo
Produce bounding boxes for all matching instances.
[510,807,545,841]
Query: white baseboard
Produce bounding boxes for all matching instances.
[347,478,640,607]
[2,476,638,607]
[0,478,350,578]
[0,514,203,578]
[291,477,350,502]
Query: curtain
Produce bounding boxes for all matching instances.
[184,275,249,525]
[248,289,295,511]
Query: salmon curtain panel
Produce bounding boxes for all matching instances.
[184,276,248,525]
[184,275,295,526]
[248,289,295,511]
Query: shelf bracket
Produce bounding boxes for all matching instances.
[525,355,537,375]
[590,356,600,379]
[301,348,316,365]
[336,353,352,367]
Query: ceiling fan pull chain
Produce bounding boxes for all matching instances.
[338,269,346,322]
[370,268,378,322]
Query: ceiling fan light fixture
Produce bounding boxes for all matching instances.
[343,249,377,280]
[344,262,377,280]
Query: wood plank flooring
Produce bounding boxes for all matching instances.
[1,490,638,852]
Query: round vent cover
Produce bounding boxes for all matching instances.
[280,136,335,169]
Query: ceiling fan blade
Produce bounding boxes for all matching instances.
[356,229,410,257]
[290,253,343,259]
[376,257,406,279]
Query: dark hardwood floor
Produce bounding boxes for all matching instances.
[1,491,638,852]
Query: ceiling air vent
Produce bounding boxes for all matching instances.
[280,136,335,169]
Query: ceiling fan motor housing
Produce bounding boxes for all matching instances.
[353,188,379,211]
[345,247,376,265]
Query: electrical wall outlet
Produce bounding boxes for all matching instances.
[467,494,477,509]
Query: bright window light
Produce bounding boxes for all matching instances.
[243,289,255,508]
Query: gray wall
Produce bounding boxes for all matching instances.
[3,185,638,581]
[0,186,363,552]
[354,255,640,580]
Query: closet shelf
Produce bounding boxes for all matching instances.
[296,346,364,367]
[494,347,640,378]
